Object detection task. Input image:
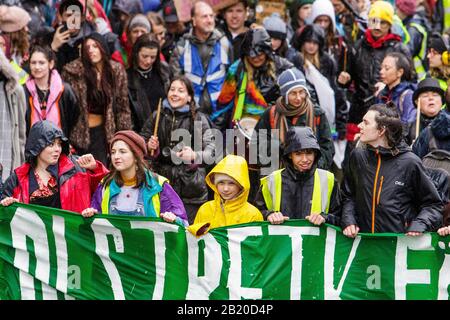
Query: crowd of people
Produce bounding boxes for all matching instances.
[0,0,449,238]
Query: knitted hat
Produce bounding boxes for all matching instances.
[277,68,310,102]
[128,14,151,33]
[428,33,448,54]
[212,173,239,185]
[0,5,31,33]
[162,0,179,23]
[85,32,111,57]
[395,0,417,16]
[263,13,287,41]
[295,0,315,8]
[412,78,445,107]
[110,130,148,160]
[368,1,394,25]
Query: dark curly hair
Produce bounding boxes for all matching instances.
[368,102,403,149]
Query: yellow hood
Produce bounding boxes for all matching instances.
[206,155,250,210]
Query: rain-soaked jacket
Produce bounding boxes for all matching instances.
[189,155,263,235]
[254,127,341,225]
[2,121,108,213]
[341,142,443,233]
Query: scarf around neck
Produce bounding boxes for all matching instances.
[274,96,314,144]
[365,29,401,49]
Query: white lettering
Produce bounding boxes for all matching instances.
[227,227,263,300]
[91,219,125,299]
[130,221,179,299]
[186,232,222,299]
[394,235,434,299]
[268,225,320,300]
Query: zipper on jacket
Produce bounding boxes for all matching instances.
[376,176,384,205]
[371,152,382,233]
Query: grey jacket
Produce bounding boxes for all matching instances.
[0,50,26,178]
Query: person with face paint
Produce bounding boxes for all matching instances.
[1,120,108,213]
[255,126,341,226]
[50,0,96,72]
[337,1,411,172]
[188,155,263,236]
[341,104,443,237]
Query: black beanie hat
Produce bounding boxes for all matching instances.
[85,32,111,57]
[428,33,448,54]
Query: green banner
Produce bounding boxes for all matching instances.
[0,203,449,300]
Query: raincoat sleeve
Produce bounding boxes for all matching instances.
[90,184,103,212]
[408,162,444,232]
[194,114,216,165]
[340,152,359,229]
[88,160,109,194]
[323,180,342,226]
[254,185,274,220]
[160,182,188,227]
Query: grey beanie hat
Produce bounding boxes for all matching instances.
[263,13,287,40]
[128,14,151,33]
[277,68,310,102]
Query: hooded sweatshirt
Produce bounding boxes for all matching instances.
[308,0,336,32]
[189,155,263,235]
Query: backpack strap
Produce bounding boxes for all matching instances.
[398,89,411,116]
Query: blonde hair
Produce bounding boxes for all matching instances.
[243,56,276,82]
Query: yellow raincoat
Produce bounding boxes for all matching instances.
[188,155,263,236]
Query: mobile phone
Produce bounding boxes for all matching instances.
[59,22,68,33]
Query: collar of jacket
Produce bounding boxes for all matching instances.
[185,28,224,46]
[107,170,162,199]
[365,142,410,158]
[163,98,191,114]
[431,110,450,139]
[364,29,401,49]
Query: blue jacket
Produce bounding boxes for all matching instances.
[175,29,231,115]
[413,110,450,158]
[376,81,417,124]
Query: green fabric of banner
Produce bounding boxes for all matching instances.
[0,203,449,300]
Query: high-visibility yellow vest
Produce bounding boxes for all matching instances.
[444,0,450,31]
[260,168,335,214]
[400,21,428,79]
[101,175,168,216]
[10,60,28,85]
